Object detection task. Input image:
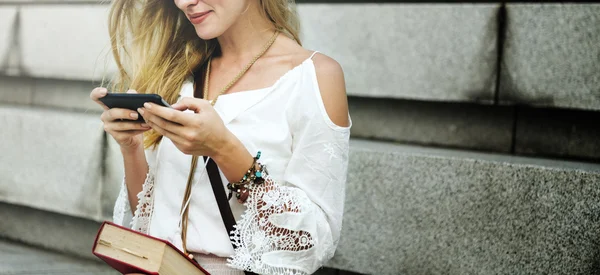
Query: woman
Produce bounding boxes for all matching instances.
[90,0,351,274]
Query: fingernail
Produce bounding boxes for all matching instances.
[141,123,149,128]
[130,112,138,119]
[99,89,107,95]
[144,103,151,109]
[137,108,144,115]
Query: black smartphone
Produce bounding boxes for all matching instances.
[99,93,172,122]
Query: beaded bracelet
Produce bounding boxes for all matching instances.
[227,151,268,203]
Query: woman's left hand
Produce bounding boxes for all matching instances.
[138,98,233,158]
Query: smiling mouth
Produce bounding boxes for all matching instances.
[189,11,212,24]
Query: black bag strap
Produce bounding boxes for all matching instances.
[203,156,237,239]
[195,62,258,275]
[203,156,258,275]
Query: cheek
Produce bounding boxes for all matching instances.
[186,0,248,39]
[173,0,186,11]
[215,0,248,20]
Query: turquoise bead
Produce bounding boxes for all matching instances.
[256,151,262,159]
[255,171,262,178]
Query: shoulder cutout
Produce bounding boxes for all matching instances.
[312,53,351,128]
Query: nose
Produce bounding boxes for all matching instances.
[174,0,200,10]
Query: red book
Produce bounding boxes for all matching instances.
[92,221,210,275]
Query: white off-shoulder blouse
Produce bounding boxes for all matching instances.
[112,52,352,275]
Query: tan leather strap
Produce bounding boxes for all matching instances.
[179,155,199,255]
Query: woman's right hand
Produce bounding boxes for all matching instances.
[90,87,151,151]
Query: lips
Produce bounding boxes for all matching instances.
[188,11,212,24]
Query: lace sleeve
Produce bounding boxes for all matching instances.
[228,110,351,274]
[112,147,158,234]
[112,177,133,227]
[112,172,156,232]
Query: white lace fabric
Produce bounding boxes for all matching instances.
[112,172,155,234]
[229,176,320,274]
[131,172,155,233]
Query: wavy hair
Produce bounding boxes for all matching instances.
[108,0,301,149]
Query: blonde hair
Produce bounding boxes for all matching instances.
[108,0,301,149]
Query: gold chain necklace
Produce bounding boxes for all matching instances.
[204,30,279,106]
[180,30,279,257]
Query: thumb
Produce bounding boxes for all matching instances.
[172,98,210,113]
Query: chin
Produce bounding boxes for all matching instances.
[193,25,223,41]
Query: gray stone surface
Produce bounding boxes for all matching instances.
[500,4,600,111]
[515,108,600,161]
[0,237,115,275]
[0,7,17,73]
[3,3,501,104]
[3,138,600,274]
[0,202,105,262]
[348,97,514,152]
[328,139,600,275]
[31,77,101,112]
[299,4,500,103]
[0,105,107,220]
[19,4,116,80]
[0,75,104,112]
[0,76,34,105]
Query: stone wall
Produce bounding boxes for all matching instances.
[1,1,599,275]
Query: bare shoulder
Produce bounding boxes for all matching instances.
[271,37,350,128]
[312,53,344,78]
[311,52,350,128]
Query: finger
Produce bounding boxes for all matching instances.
[171,97,211,113]
[102,108,141,122]
[105,121,151,132]
[142,114,189,146]
[126,89,138,94]
[139,107,185,135]
[143,102,188,125]
[90,87,109,110]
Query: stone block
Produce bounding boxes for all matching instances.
[298,4,500,103]
[515,107,600,161]
[0,237,116,275]
[348,96,514,152]
[0,202,105,262]
[0,7,17,72]
[31,77,102,112]
[500,4,600,111]
[0,75,105,112]
[0,105,105,220]
[327,140,600,275]
[0,76,33,105]
[19,5,116,81]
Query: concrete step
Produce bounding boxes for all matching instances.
[1,138,599,275]
[0,238,115,275]
[333,140,600,275]
[4,2,600,111]
[0,236,354,275]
